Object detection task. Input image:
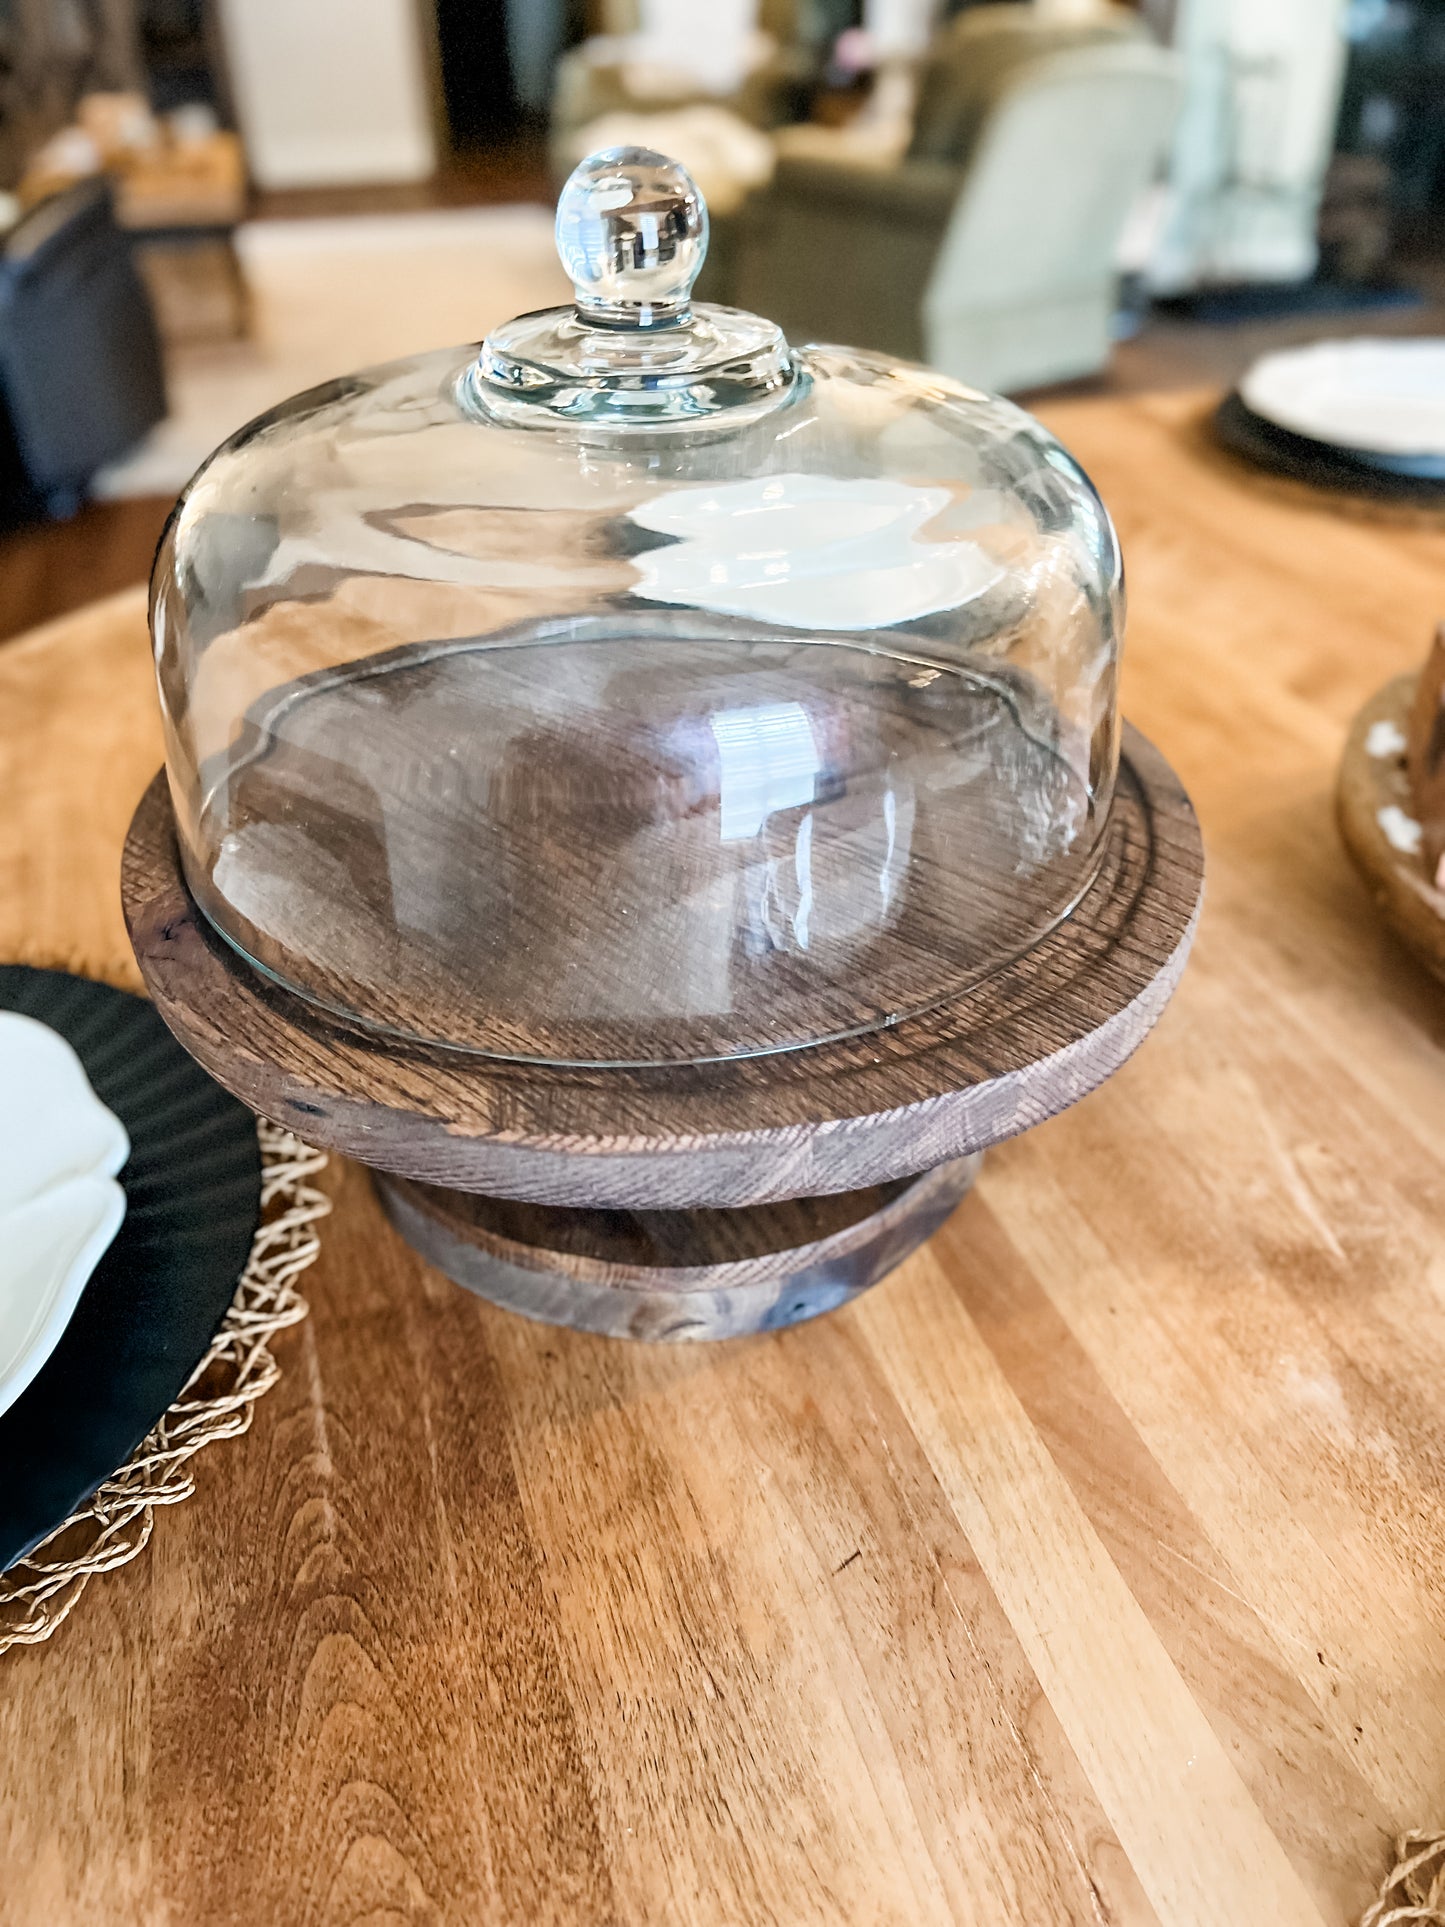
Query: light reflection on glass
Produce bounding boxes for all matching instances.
[709,701,820,841]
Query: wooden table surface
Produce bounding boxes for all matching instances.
[3,390,1444,1927]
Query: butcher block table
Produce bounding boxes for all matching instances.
[3,390,1445,1927]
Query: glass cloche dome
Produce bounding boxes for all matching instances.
[151,149,1125,1069]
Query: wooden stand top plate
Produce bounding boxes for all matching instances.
[122,723,1203,1209]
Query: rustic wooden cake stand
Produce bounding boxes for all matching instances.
[122,726,1203,1340]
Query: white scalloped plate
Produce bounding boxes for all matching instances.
[0,1013,129,1416]
[1240,339,1445,459]
[629,474,1005,629]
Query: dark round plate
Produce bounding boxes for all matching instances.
[0,966,261,1572]
[1215,391,1445,500]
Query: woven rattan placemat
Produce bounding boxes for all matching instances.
[0,1121,328,1652]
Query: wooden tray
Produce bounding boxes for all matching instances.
[1338,672,1445,984]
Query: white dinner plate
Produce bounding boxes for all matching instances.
[1240,339,1445,460]
[0,1013,129,1416]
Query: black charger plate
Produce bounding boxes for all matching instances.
[0,966,261,1571]
[1214,391,1445,502]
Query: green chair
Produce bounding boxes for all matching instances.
[731,6,1179,393]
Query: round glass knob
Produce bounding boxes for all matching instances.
[555,147,709,329]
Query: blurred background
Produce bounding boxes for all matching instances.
[1,0,1444,636]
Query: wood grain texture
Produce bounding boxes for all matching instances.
[3,386,1445,1925]
[374,1158,981,1339]
[120,731,1201,1207]
[0,497,173,647]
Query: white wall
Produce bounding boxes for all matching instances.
[219,0,436,190]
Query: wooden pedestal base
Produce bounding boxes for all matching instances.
[374,1159,980,1340]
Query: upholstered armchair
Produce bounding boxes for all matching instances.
[730,4,1180,393]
